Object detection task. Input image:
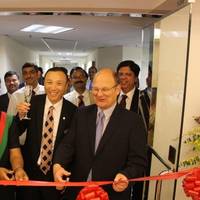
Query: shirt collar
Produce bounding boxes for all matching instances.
[33,83,42,93]
[74,89,88,98]
[97,102,117,120]
[120,87,136,99]
[46,96,63,110]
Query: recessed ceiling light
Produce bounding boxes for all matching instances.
[21,24,74,34]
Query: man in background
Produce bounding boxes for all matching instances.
[117,60,148,200]
[0,71,20,112]
[86,66,97,90]
[38,67,44,85]
[64,67,94,107]
[7,63,44,115]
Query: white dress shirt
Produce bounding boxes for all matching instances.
[7,84,45,115]
[64,89,93,106]
[98,102,116,133]
[37,96,63,165]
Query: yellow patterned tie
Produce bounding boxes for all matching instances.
[40,106,54,174]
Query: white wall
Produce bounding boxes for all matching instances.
[122,45,147,89]
[96,46,123,70]
[0,36,38,93]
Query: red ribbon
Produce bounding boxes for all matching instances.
[0,167,197,199]
[0,167,193,187]
[76,185,109,200]
[182,168,200,200]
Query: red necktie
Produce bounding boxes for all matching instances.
[78,95,85,107]
[119,95,127,109]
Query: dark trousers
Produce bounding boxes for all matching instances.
[16,186,61,200]
[131,182,144,200]
[16,165,61,200]
[0,186,15,200]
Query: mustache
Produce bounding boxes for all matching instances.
[75,80,84,84]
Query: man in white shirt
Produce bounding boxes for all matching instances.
[7,63,45,115]
[64,67,94,107]
[12,67,77,200]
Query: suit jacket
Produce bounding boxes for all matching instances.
[0,93,9,112]
[16,94,77,180]
[54,104,147,200]
[128,88,150,131]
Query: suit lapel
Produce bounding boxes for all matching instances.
[87,105,97,156]
[36,95,46,148]
[130,88,140,113]
[54,99,70,148]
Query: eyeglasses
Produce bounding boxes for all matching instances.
[92,84,117,94]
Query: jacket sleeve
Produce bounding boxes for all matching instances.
[120,114,147,179]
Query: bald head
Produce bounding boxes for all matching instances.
[94,68,118,85]
[92,68,121,110]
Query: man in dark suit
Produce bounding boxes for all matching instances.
[53,68,147,200]
[14,67,77,200]
[0,71,20,112]
[117,60,150,199]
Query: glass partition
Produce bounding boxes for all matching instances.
[148,4,191,200]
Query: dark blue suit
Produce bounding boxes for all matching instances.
[54,104,147,200]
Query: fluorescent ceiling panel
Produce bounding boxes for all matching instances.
[21,24,73,34]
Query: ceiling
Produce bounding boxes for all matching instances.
[0,0,188,63]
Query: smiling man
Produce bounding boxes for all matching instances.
[7,63,45,115]
[64,67,94,107]
[13,67,77,200]
[53,68,147,200]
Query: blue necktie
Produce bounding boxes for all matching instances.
[87,111,105,181]
[95,111,105,152]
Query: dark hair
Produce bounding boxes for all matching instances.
[88,66,97,73]
[70,67,88,79]
[22,62,38,71]
[37,67,43,74]
[44,67,69,81]
[117,60,140,77]
[4,71,19,81]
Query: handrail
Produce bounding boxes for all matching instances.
[148,145,172,171]
[143,145,173,200]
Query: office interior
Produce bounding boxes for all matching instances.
[0,0,200,199]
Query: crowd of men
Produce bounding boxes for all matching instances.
[0,60,153,200]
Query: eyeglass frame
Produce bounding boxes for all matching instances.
[91,84,118,94]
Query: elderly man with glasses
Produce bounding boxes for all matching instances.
[53,68,147,200]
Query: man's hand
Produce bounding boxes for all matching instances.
[0,167,14,180]
[53,164,71,190]
[112,173,129,192]
[14,167,29,181]
[16,102,30,119]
